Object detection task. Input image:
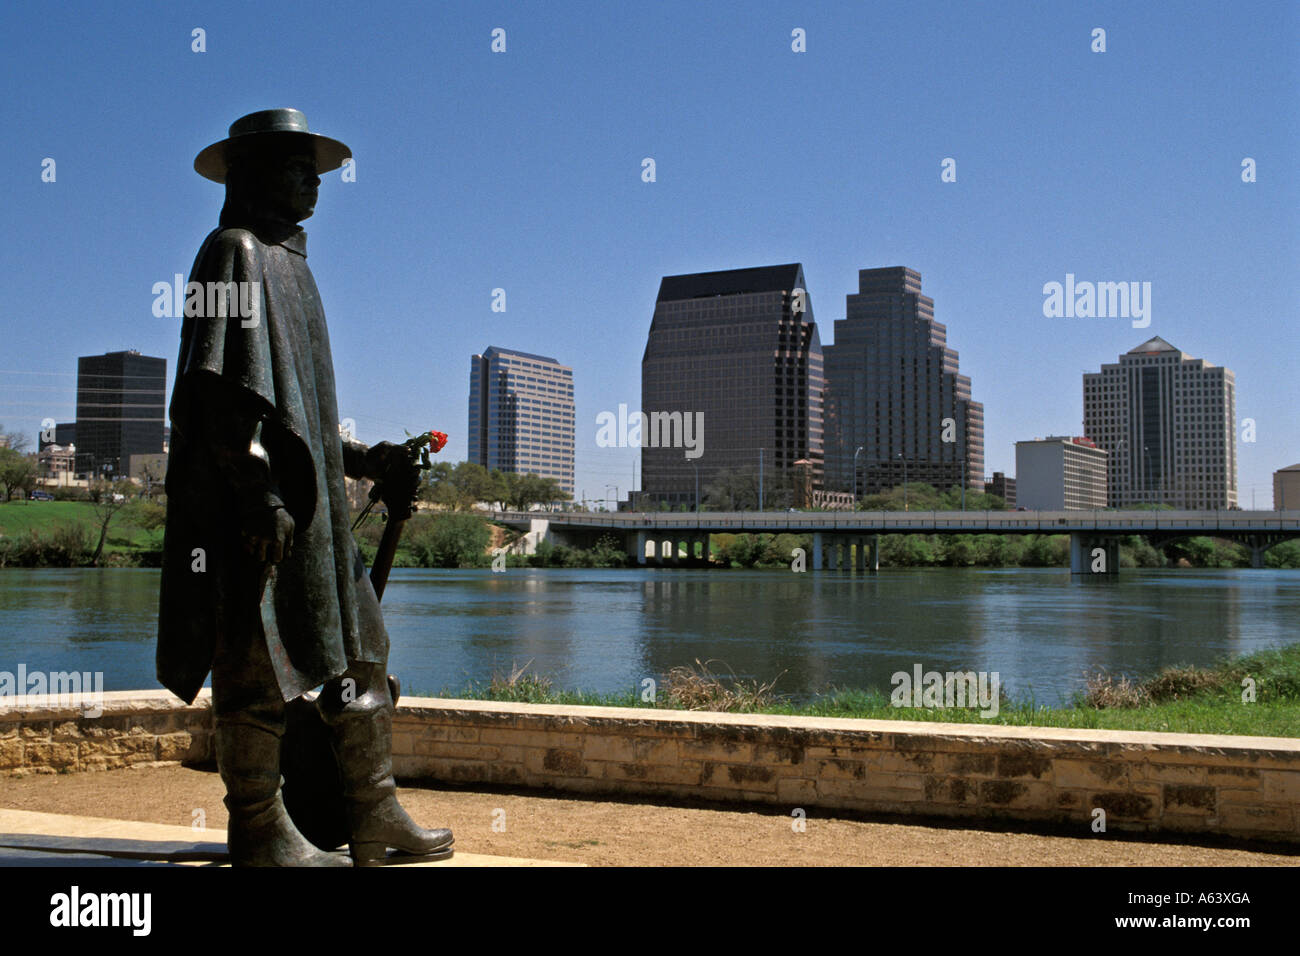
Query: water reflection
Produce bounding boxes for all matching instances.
[0,567,1295,706]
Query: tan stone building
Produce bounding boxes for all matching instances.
[1275,464,1300,510]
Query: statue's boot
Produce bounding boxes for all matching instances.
[217,722,352,867]
[329,698,454,866]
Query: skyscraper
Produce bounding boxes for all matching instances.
[468,346,575,498]
[1083,337,1237,509]
[74,350,166,478]
[641,264,824,507]
[822,267,984,497]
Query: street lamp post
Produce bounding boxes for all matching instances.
[690,459,699,513]
[1114,438,1128,507]
[897,453,908,512]
[1142,445,1152,506]
[853,446,864,509]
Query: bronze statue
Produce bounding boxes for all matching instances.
[157,109,453,866]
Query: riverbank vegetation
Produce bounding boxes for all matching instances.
[3,496,1298,570]
[432,645,1300,738]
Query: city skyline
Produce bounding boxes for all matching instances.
[1,2,1294,506]
[0,272,1280,510]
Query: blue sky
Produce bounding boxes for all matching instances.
[2,0,1296,506]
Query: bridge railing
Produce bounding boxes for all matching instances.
[487,509,1300,534]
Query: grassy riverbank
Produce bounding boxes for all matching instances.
[426,644,1300,738]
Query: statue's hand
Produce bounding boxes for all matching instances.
[241,506,295,563]
[365,441,421,510]
[362,441,408,482]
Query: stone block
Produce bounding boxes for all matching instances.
[0,738,23,770]
[1260,771,1300,803]
[776,777,818,803]
[1162,784,1216,815]
[1056,759,1130,789]
[52,720,84,741]
[996,753,1052,780]
[815,758,867,781]
[925,775,980,805]
[940,753,996,775]
[1206,765,1260,788]
[1141,762,1206,785]
[1219,803,1295,834]
[679,739,752,762]
[752,744,808,766]
[699,761,777,791]
[978,779,1052,809]
[868,751,936,774]
[414,741,500,760]
[156,733,192,762]
[481,728,585,749]
[1087,790,1158,822]
[23,741,79,769]
[525,747,589,777]
[584,735,677,766]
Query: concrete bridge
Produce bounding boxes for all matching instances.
[488,509,1300,575]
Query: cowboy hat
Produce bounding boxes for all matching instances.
[194,108,352,183]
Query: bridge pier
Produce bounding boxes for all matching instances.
[1070,533,1120,575]
[628,531,647,566]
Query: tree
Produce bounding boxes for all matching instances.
[420,461,499,511]
[0,448,36,501]
[87,479,127,566]
[504,473,563,511]
[0,425,31,454]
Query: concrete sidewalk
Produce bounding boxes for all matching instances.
[0,808,581,867]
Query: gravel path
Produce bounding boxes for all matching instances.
[2,765,1296,866]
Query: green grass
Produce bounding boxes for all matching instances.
[0,501,92,534]
[0,500,163,555]
[414,644,1300,738]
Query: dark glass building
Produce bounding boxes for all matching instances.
[823,267,984,497]
[641,264,824,506]
[468,346,575,498]
[74,350,166,478]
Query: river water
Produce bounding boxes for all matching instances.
[2,567,1297,706]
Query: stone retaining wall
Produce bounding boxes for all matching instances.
[3,691,1297,843]
[0,691,212,774]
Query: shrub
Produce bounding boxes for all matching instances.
[409,513,491,568]
[663,659,785,712]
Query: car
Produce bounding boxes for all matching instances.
[28,490,54,501]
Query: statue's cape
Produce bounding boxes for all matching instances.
[157,223,371,705]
